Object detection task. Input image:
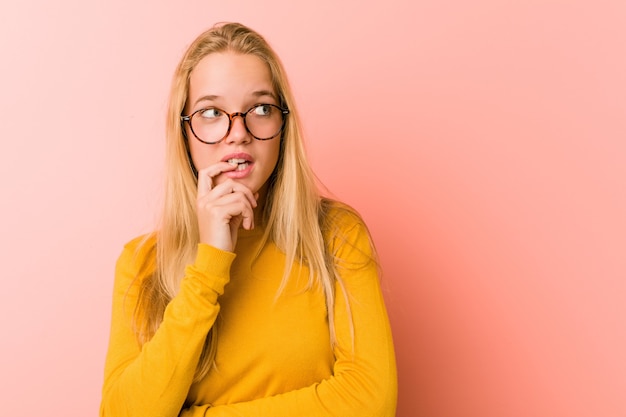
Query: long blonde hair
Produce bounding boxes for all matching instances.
[133,22,356,382]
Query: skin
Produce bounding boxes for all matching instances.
[185,52,282,252]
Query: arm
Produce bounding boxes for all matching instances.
[100,239,235,417]
[180,217,397,417]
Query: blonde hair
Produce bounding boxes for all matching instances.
[133,22,356,382]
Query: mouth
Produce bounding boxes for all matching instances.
[226,158,251,171]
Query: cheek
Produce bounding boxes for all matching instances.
[189,140,215,171]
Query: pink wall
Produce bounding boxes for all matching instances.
[1,1,624,415]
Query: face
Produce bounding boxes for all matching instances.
[185,52,282,195]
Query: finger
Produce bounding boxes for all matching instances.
[232,183,258,208]
[211,180,258,208]
[221,195,255,230]
[239,204,255,230]
[242,212,254,230]
[207,198,254,231]
[204,191,255,219]
[197,162,237,196]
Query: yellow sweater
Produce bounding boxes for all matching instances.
[101,209,397,416]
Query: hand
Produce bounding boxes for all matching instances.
[196,162,258,252]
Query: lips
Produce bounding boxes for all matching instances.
[222,153,253,165]
[227,158,250,171]
[221,153,254,177]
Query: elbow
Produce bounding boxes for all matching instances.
[368,367,398,417]
[339,360,398,416]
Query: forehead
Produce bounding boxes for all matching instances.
[188,52,274,104]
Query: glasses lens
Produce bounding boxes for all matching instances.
[190,108,230,144]
[190,105,286,143]
[246,104,285,140]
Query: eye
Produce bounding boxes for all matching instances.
[199,108,223,119]
[252,104,273,117]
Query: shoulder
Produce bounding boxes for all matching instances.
[122,233,157,256]
[320,199,375,261]
[321,198,365,231]
[115,233,157,288]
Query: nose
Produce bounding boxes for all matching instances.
[225,113,251,145]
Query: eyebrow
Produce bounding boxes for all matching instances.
[251,90,277,100]
[193,90,278,107]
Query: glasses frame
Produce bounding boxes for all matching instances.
[181,103,290,144]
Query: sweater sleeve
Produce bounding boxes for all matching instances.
[100,239,236,417]
[179,216,398,417]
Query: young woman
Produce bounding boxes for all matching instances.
[100,22,397,417]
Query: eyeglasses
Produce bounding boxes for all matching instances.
[181,104,290,144]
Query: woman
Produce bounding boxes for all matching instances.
[100,22,397,416]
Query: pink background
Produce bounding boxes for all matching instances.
[1,1,624,416]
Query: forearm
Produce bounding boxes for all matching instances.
[181,362,396,417]
[180,257,397,416]
[101,244,235,417]
[179,216,397,417]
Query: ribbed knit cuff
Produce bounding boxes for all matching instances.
[193,243,236,277]
[182,244,236,299]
